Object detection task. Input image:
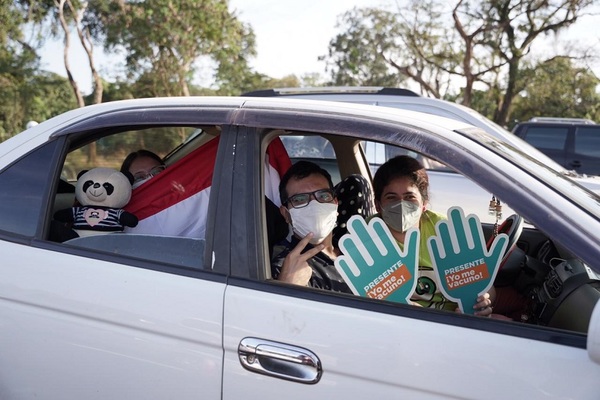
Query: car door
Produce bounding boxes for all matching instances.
[221,111,600,399]
[0,106,235,399]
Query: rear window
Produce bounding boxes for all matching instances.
[574,127,600,157]
[521,126,569,150]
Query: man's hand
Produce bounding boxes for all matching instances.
[428,207,508,314]
[278,233,323,286]
[335,215,419,304]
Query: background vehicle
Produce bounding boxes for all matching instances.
[1,97,599,399]
[513,117,600,175]
[244,87,600,222]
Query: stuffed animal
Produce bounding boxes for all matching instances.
[54,167,138,238]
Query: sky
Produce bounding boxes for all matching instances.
[38,0,598,94]
[39,0,386,93]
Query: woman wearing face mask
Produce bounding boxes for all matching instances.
[373,155,494,316]
[271,161,352,293]
[120,150,166,189]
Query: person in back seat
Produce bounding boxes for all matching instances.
[121,137,291,239]
[121,150,166,189]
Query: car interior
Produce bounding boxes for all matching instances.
[268,130,600,334]
[48,125,600,335]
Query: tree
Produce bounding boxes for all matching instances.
[89,0,256,97]
[321,7,407,88]
[219,72,301,95]
[471,0,596,125]
[59,0,104,106]
[0,0,76,141]
[322,0,597,125]
[511,57,600,124]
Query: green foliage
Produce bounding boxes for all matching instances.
[88,0,257,96]
[216,72,301,96]
[511,57,600,126]
[0,12,75,142]
[0,0,27,46]
[322,0,597,125]
[0,68,75,141]
[2,0,598,147]
[322,7,405,87]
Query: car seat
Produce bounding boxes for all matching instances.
[332,174,375,248]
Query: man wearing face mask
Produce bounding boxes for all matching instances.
[372,155,495,316]
[271,161,352,293]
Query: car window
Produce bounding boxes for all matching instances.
[0,140,58,237]
[574,126,600,157]
[266,131,599,337]
[62,127,197,182]
[522,126,569,150]
[362,141,454,173]
[280,135,340,184]
[50,126,217,270]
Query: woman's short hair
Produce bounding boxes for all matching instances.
[373,155,429,202]
[120,149,164,174]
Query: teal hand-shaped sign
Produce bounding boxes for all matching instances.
[334,215,419,304]
[427,207,508,314]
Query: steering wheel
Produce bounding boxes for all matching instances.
[487,213,524,260]
[488,214,525,288]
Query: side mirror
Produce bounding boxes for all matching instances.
[587,299,600,365]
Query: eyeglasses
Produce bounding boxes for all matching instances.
[285,189,335,209]
[133,165,166,184]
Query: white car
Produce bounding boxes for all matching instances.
[0,97,599,399]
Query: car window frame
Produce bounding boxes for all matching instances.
[222,105,598,345]
[24,106,240,280]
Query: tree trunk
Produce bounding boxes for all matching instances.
[494,58,520,127]
[56,0,85,108]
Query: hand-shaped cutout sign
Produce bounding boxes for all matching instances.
[427,207,508,314]
[334,215,419,304]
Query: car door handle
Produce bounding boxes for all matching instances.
[238,337,322,384]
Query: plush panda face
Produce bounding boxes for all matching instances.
[75,168,133,208]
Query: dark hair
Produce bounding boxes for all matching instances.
[373,155,429,203]
[279,161,335,205]
[120,149,164,174]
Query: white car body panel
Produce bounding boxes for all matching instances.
[223,286,600,399]
[0,241,224,399]
[0,97,599,398]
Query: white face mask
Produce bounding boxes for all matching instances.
[132,176,152,189]
[381,200,422,233]
[288,201,338,244]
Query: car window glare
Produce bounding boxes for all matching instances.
[0,141,57,236]
[281,134,340,184]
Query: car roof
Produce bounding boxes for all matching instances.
[525,117,596,125]
[242,87,571,175]
[1,95,598,224]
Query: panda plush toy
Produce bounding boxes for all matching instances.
[54,167,138,238]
